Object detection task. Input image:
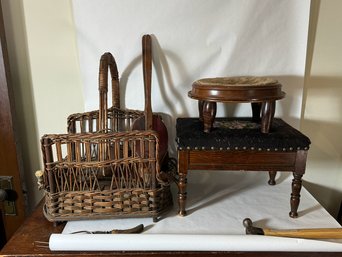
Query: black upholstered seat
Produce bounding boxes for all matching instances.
[176,117,311,152]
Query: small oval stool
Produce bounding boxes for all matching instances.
[188,76,285,133]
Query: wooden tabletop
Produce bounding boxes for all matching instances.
[0,200,338,257]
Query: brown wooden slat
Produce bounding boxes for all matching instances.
[189,151,296,167]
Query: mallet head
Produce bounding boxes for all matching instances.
[243,218,264,235]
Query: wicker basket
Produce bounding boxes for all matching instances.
[40,52,173,222]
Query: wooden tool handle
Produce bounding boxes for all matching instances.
[142,34,153,130]
[243,218,342,239]
[132,35,169,165]
[111,224,144,234]
[264,228,342,239]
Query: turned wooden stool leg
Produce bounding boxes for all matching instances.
[268,171,277,185]
[261,100,276,133]
[202,101,217,133]
[289,150,307,218]
[289,172,303,218]
[178,150,189,216]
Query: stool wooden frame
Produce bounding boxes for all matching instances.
[177,149,308,218]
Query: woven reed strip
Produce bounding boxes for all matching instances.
[42,130,160,173]
[47,163,158,194]
[44,186,171,218]
[42,130,158,143]
[43,169,172,219]
[67,108,144,133]
[99,53,120,108]
[50,159,158,191]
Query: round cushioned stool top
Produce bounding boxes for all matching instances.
[195,76,279,87]
[188,76,285,102]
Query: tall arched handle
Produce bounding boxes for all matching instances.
[98,52,120,131]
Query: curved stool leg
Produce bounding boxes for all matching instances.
[251,102,262,122]
[203,101,217,133]
[261,100,276,133]
[198,100,204,121]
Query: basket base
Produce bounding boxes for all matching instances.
[43,187,173,223]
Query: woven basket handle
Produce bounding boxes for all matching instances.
[98,52,120,131]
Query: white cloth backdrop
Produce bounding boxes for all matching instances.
[63,3,336,251]
[71,0,310,156]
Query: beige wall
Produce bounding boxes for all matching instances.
[301,0,342,217]
[2,0,342,218]
[2,0,84,211]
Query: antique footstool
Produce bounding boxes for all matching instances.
[188,76,285,133]
[176,117,311,218]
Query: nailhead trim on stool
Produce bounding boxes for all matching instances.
[176,117,311,152]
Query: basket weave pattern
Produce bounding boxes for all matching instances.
[67,107,144,134]
[40,52,173,221]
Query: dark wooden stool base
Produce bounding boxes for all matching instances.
[176,117,310,218]
[177,150,307,218]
